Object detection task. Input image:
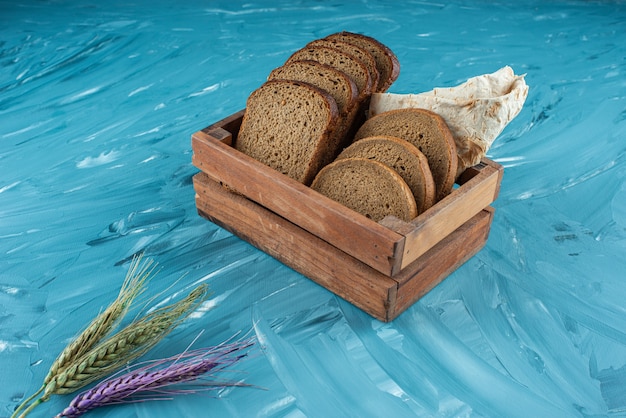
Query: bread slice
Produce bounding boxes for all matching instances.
[235,80,339,185]
[268,60,358,165]
[325,31,400,92]
[336,135,436,214]
[285,45,373,101]
[354,108,458,200]
[267,60,359,167]
[267,60,358,117]
[306,38,380,92]
[311,157,418,222]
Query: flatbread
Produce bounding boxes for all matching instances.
[369,66,529,175]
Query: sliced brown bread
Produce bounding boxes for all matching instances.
[336,135,436,214]
[285,45,373,101]
[306,38,380,92]
[267,60,358,117]
[353,108,458,200]
[267,60,359,167]
[311,157,418,222]
[235,80,339,185]
[325,31,400,92]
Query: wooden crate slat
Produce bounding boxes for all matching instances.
[200,109,245,142]
[389,207,494,318]
[193,172,495,322]
[190,110,504,319]
[192,129,405,276]
[397,159,503,271]
[193,173,398,321]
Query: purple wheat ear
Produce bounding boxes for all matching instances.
[56,336,255,418]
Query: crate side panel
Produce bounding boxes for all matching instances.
[192,132,404,276]
[398,161,502,270]
[388,207,494,320]
[193,173,398,322]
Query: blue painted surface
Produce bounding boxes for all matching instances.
[1,0,625,416]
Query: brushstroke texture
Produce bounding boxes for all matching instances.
[1,0,625,416]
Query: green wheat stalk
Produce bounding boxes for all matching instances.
[12,254,153,418]
[12,257,209,418]
[46,256,155,384]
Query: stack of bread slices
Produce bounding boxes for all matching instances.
[235,31,459,223]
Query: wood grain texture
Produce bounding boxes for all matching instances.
[192,122,405,276]
[191,112,503,277]
[397,159,502,271]
[194,173,494,322]
[193,172,397,321]
[389,207,494,318]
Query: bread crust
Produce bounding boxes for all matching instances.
[354,108,458,201]
[325,31,400,92]
[285,45,373,101]
[337,135,436,214]
[306,38,380,93]
[311,157,418,222]
[267,60,360,167]
[268,60,358,116]
[236,80,340,185]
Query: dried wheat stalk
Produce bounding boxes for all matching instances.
[45,256,154,384]
[12,255,153,418]
[55,337,254,417]
[13,265,208,418]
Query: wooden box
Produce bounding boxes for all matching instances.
[191,110,503,322]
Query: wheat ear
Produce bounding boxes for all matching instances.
[55,337,254,417]
[17,283,209,418]
[46,255,154,383]
[11,255,154,418]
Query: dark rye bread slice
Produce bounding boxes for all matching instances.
[325,31,400,92]
[311,157,418,222]
[267,60,358,117]
[235,80,339,185]
[354,108,458,201]
[306,38,380,92]
[336,135,436,214]
[267,60,359,167]
[285,45,373,101]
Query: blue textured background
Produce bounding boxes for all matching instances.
[1,1,625,416]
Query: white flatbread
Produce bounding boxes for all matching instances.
[369,66,529,175]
